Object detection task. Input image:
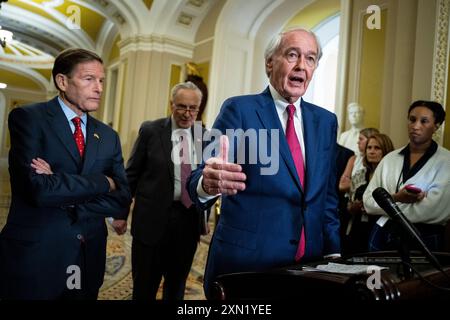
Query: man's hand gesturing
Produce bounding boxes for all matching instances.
[202,135,246,196]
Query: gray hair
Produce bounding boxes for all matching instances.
[264,27,323,77]
[170,81,202,101]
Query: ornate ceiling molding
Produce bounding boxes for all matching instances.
[1,4,93,49]
[119,34,194,58]
[0,39,54,69]
[0,61,50,91]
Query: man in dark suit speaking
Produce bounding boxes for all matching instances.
[188,28,341,299]
[0,48,131,300]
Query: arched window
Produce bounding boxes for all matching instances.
[303,14,340,113]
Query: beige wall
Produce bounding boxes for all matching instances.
[285,0,340,30]
[196,0,226,42]
[194,0,225,64]
[168,64,182,115]
[344,0,441,149]
[358,8,387,131]
[411,0,436,102]
[115,38,195,159]
[193,40,214,64]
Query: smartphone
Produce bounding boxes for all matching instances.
[405,184,422,194]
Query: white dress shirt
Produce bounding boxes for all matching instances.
[269,84,306,164]
[197,85,307,200]
[58,96,87,142]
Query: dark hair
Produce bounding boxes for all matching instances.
[408,100,446,125]
[52,48,103,91]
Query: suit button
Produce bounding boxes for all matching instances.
[289,239,299,245]
[77,234,85,242]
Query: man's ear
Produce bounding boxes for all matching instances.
[266,58,273,71]
[55,74,67,91]
[265,58,273,77]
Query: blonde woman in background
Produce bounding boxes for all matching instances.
[344,133,394,255]
[339,127,379,254]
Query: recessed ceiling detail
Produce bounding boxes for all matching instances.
[0,0,125,91]
[187,0,206,8]
[0,0,221,92]
[0,40,54,68]
[142,0,152,11]
[112,11,126,25]
[96,0,108,7]
[177,12,194,27]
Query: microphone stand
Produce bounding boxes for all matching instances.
[396,226,413,279]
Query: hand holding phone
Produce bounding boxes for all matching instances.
[404,184,422,194]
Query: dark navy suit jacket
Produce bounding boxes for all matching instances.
[188,88,340,298]
[0,97,131,299]
[126,117,209,246]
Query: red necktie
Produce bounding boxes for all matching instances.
[72,117,85,158]
[285,104,306,261]
[180,133,193,208]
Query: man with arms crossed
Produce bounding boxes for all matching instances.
[0,48,131,300]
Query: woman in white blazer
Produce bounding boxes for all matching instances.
[363,100,450,252]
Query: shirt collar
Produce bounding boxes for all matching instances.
[399,140,438,183]
[399,140,438,156]
[57,96,87,125]
[171,116,191,135]
[269,84,302,116]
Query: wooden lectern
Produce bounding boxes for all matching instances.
[211,251,450,300]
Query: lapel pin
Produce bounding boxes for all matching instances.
[94,133,100,139]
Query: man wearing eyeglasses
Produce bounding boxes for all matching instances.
[188,28,340,299]
[126,81,208,300]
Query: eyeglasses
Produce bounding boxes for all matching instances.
[285,49,317,68]
[174,104,200,114]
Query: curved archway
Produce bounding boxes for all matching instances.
[303,14,340,112]
[0,63,49,92]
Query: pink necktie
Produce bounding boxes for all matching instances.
[72,117,85,158]
[180,134,193,208]
[285,104,306,261]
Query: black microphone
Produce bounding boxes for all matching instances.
[372,187,444,273]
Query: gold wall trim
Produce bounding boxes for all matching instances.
[431,0,450,145]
